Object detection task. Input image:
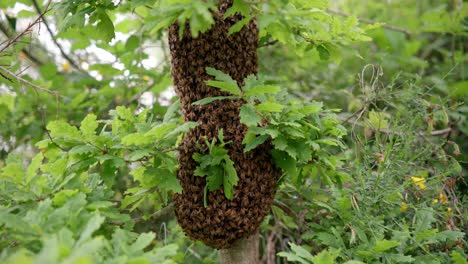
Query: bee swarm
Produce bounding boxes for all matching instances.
[169,0,280,249]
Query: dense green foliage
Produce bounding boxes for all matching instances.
[0,0,466,263]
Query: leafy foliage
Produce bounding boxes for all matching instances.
[0,0,466,262]
[0,106,192,263]
[197,68,347,184]
[193,129,239,204]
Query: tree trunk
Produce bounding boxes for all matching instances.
[219,230,259,264]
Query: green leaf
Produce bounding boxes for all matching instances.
[313,248,341,264]
[277,252,311,264]
[78,213,105,243]
[47,120,82,140]
[163,101,181,122]
[255,102,284,112]
[290,243,314,260]
[228,17,253,35]
[146,123,178,139]
[190,12,214,38]
[367,110,390,130]
[244,134,269,152]
[223,158,238,200]
[317,45,331,60]
[206,80,241,95]
[240,105,262,127]
[386,254,415,263]
[224,0,250,18]
[0,211,34,232]
[244,84,281,96]
[206,67,236,83]
[0,94,15,110]
[272,150,297,177]
[218,128,225,143]
[96,11,115,42]
[125,35,140,51]
[26,154,43,183]
[372,239,400,253]
[69,145,96,155]
[52,189,79,207]
[130,232,155,252]
[80,114,98,138]
[426,230,465,243]
[205,68,241,94]
[121,133,152,146]
[451,251,468,264]
[205,168,223,191]
[156,170,183,193]
[112,106,135,121]
[414,209,436,234]
[166,122,198,138]
[301,102,323,114]
[277,243,313,264]
[451,81,468,97]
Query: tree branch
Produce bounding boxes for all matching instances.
[0,65,62,98]
[0,1,51,53]
[259,39,278,48]
[0,5,49,66]
[132,202,175,223]
[0,25,45,66]
[272,199,298,221]
[31,0,82,72]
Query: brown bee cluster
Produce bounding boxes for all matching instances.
[168,0,281,249]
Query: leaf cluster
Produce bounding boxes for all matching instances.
[195,67,347,184]
[0,105,194,263]
[193,129,238,205]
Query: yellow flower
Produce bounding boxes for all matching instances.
[400,202,408,212]
[62,62,70,73]
[447,207,452,213]
[439,193,448,204]
[432,199,438,204]
[411,177,426,190]
[374,153,384,163]
[19,51,27,59]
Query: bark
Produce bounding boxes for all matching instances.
[219,230,259,264]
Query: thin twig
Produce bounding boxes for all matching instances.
[31,0,81,71]
[429,128,452,136]
[132,202,175,223]
[0,1,51,53]
[125,81,155,106]
[162,146,181,153]
[259,39,278,48]
[0,65,61,97]
[0,15,45,66]
[0,65,62,122]
[272,199,298,221]
[327,9,412,37]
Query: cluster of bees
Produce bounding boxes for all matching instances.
[168,0,281,249]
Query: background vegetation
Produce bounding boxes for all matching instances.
[0,0,466,263]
